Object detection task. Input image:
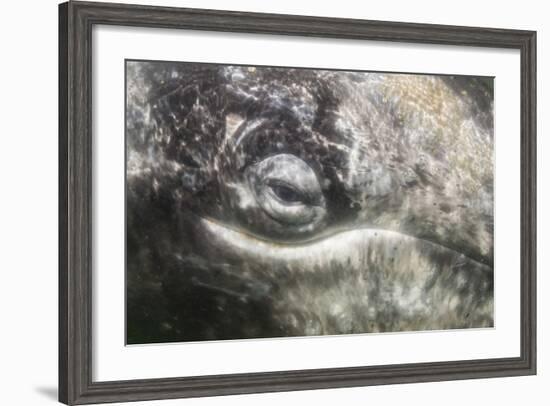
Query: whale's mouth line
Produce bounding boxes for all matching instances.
[200,217,489,268]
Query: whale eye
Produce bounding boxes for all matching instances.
[267,179,306,204]
[247,154,326,227]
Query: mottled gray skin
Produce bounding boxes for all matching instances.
[126,61,494,343]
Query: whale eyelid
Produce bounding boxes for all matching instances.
[265,178,300,191]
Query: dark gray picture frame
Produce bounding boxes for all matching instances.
[59,1,537,404]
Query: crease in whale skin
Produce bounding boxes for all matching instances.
[198,218,493,337]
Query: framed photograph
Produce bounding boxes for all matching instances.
[59,1,536,404]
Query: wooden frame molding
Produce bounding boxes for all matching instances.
[59,1,536,404]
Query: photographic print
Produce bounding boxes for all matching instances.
[126,60,494,344]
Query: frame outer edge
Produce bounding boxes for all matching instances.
[531,31,537,375]
[60,1,537,404]
[59,2,71,404]
[518,30,536,375]
[69,0,533,48]
[61,1,93,404]
[524,30,537,375]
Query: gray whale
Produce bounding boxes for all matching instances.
[126,61,494,343]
